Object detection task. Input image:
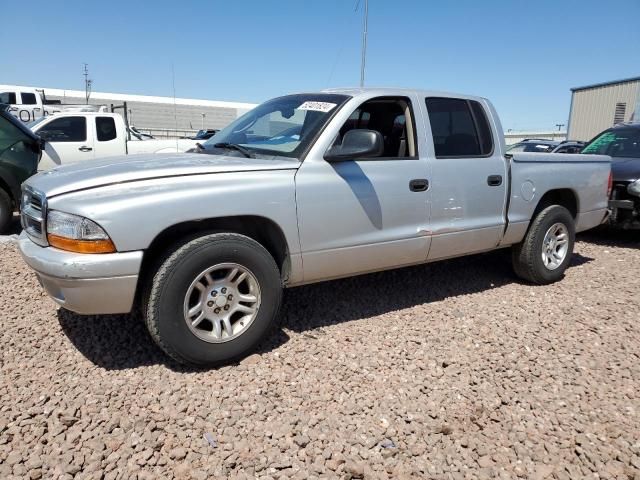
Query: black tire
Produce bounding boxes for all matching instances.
[145,233,282,366]
[512,205,575,285]
[0,189,13,235]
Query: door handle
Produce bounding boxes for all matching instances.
[409,179,429,192]
[78,146,93,152]
[487,175,502,186]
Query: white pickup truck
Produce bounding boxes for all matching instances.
[0,85,105,123]
[29,112,200,170]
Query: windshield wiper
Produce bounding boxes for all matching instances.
[213,142,254,158]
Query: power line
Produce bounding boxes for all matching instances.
[325,2,361,87]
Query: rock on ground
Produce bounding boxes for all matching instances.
[0,230,639,479]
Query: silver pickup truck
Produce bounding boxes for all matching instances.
[18,88,611,366]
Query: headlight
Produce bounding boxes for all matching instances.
[628,179,640,197]
[46,210,116,253]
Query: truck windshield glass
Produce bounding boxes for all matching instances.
[582,128,640,158]
[202,94,349,158]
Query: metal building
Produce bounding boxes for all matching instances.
[11,85,257,138]
[567,76,640,141]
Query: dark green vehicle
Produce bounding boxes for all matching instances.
[0,105,42,233]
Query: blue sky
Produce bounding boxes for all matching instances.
[2,0,638,131]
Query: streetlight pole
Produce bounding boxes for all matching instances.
[360,0,368,87]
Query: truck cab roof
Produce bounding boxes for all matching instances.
[321,87,490,103]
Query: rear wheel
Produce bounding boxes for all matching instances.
[145,233,282,366]
[512,205,575,284]
[0,189,13,234]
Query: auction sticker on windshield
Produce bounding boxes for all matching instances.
[298,101,337,112]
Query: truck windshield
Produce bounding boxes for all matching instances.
[201,93,350,158]
[582,128,640,158]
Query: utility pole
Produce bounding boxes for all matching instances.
[555,123,565,131]
[359,0,368,87]
[83,64,92,104]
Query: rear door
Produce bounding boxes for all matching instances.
[37,116,95,170]
[423,97,507,260]
[92,116,124,158]
[19,92,41,123]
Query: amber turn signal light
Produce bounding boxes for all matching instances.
[47,234,116,254]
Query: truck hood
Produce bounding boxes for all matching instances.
[26,152,301,197]
[611,157,640,183]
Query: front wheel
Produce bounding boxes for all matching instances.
[512,205,575,284]
[145,233,282,366]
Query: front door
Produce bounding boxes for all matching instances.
[37,116,94,170]
[421,97,507,260]
[295,95,431,283]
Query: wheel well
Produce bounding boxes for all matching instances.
[533,189,578,219]
[138,216,291,295]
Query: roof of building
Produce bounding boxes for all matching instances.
[570,76,640,92]
[0,84,257,110]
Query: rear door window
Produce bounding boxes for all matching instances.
[21,93,37,105]
[425,97,494,157]
[96,117,117,142]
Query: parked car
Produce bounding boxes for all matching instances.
[551,141,586,154]
[581,122,640,229]
[18,88,611,366]
[505,139,560,153]
[188,129,219,141]
[28,112,200,170]
[0,106,42,233]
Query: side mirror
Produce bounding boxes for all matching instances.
[324,129,384,162]
[37,130,52,142]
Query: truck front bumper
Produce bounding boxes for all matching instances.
[18,232,143,315]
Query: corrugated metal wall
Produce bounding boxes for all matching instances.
[568,80,640,141]
[47,94,247,138]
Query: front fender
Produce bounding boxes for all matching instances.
[47,170,301,256]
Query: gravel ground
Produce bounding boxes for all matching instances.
[1,229,639,480]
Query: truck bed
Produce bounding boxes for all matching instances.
[500,151,611,246]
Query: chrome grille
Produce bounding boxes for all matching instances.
[21,187,48,246]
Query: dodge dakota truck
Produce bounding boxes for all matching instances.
[18,88,611,366]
